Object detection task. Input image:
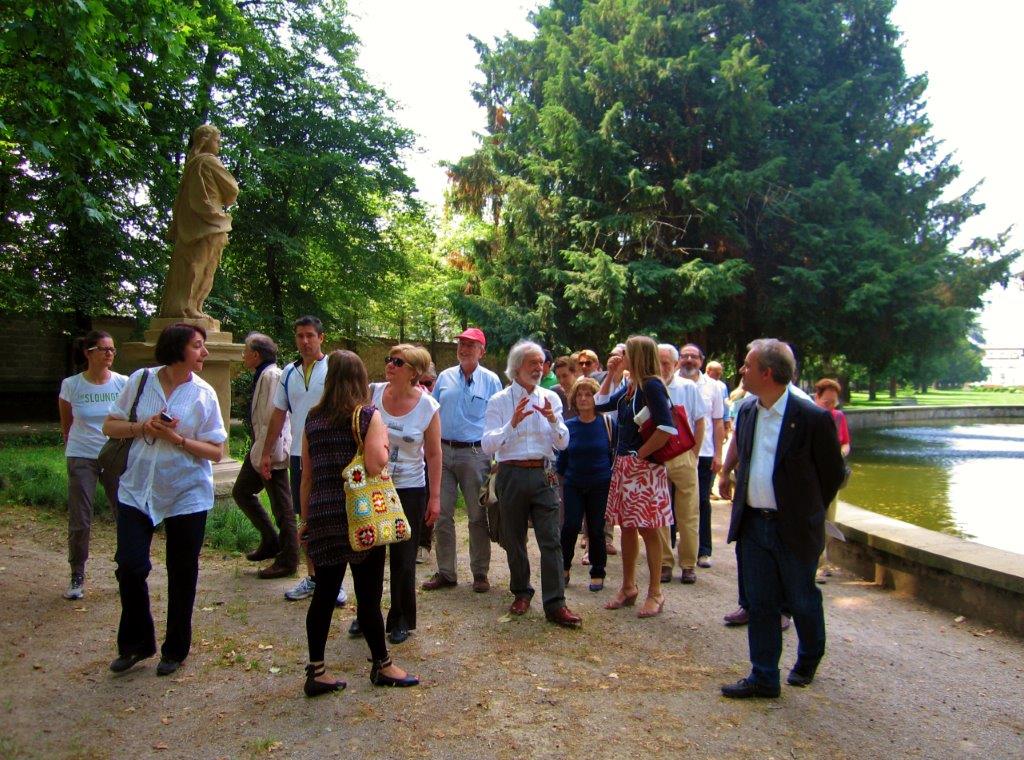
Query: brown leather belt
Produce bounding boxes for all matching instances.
[441,439,480,449]
[502,459,546,468]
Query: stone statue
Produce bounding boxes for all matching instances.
[158,124,239,324]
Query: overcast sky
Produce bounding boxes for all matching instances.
[346,0,1023,347]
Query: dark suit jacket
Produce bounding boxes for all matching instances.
[727,391,845,564]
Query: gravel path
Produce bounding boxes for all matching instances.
[1,499,1022,759]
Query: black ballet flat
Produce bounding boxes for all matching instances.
[304,663,346,698]
[109,651,153,674]
[348,618,362,638]
[370,657,419,687]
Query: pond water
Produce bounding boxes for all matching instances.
[842,420,1024,555]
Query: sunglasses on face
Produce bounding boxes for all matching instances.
[384,356,407,368]
[421,379,434,388]
[88,347,117,355]
[578,359,594,367]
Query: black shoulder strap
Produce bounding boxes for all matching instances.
[128,369,149,423]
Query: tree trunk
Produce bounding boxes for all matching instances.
[838,373,852,404]
[888,376,898,398]
[265,243,285,334]
[868,376,877,401]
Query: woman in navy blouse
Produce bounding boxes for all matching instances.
[595,336,675,618]
[556,377,616,591]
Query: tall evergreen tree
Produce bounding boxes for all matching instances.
[449,0,1018,359]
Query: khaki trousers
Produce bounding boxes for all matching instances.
[658,448,699,570]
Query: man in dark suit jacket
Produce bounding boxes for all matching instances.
[718,339,844,698]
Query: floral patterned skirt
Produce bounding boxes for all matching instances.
[605,454,673,529]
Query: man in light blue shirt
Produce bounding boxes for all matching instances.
[424,328,503,592]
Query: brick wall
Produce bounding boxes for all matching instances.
[0,314,509,422]
[0,314,138,422]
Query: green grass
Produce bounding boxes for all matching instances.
[845,387,1023,408]
[206,498,262,553]
[0,445,114,514]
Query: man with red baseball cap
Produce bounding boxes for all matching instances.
[424,327,503,592]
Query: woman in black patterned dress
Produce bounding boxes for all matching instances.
[300,350,419,696]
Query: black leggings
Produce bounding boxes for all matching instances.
[306,546,388,663]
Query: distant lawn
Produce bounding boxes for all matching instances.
[845,387,1023,408]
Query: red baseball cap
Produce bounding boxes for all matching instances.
[457,327,487,349]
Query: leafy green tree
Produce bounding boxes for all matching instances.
[450,0,1018,362]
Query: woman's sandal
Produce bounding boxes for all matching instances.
[603,587,639,610]
[637,594,665,619]
[370,657,419,687]
[588,578,604,592]
[304,662,346,698]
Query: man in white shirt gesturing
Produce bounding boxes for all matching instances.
[482,340,581,628]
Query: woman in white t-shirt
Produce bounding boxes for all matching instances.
[351,344,440,645]
[57,331,128,600]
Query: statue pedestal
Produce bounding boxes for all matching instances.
[120,317,244,496]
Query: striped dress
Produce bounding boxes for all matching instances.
[305,405,375,567]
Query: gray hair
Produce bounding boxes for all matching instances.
[657,343,679,363]
[505,339,544,382]
[747,338,796,385]
[245,332,279,364]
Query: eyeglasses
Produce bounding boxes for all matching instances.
[578,359,594,367]
[679,353,701,360]
[87,347,117,355]
[420,379,434,389]
[384,356,407,368]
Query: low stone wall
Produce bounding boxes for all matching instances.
[843,404,1024,430]
[832,503,1024,637]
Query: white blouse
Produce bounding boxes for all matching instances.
[109,368,228,525]
[370,382,440,489]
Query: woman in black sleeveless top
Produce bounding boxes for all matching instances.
[300,350,419,696]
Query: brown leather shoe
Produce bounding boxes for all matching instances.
[257,563,297,579]
[680,567,697,584]
[509,597,530,616]
[546,606,582,628]
[421,573,457,591]
[246,542,279,562]
[472,575,490,593]
[723,606,749,626]
[659,566,672,583]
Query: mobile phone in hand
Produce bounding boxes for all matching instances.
[159,411,175,423]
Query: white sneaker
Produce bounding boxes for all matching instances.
[63,573,85,600]
[416,546,427,565]
[697,555,712,568]
[284,576,316,601]
[335,585,348,607]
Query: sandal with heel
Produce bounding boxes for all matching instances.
[603,586,639,610]
[637,594,665,619]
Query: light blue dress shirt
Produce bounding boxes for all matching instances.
[432,363,503,442]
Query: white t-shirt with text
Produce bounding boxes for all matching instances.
[59,372,129,458]
[370,382,440,489]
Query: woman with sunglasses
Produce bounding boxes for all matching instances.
[58,331,128,600]
[350,345,440,644]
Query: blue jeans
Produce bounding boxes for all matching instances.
[739,511,825,688]
[697,456,713,557]
[560,479,610,578]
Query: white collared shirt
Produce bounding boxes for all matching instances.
[666,375,707,437]
[746,387,790,510]
[688,372,725,457]
[481,381,569,462]
[273,355,328,456]
[110,368,227,526]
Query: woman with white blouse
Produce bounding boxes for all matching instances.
[58,330,128,600]
[350,344,441,645]
[102,323,227,677]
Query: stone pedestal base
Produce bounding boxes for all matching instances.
[119,318,244,496]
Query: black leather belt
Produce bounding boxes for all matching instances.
[441,439,480,449]
[746,507,778,519]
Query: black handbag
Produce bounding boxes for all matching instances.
[97,369,150,481]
